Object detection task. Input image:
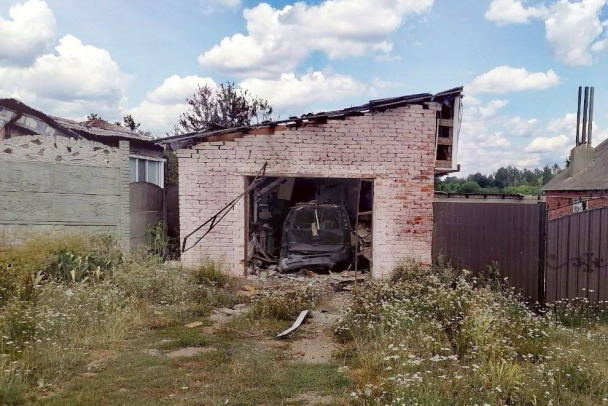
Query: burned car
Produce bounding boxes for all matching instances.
[278,202,355,273]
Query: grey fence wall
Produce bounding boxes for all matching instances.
[0,134,130,247]
[546,206,608,302]
[433,201,544,302]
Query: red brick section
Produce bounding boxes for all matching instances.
[546,190,608,220]
[177,104,439,278]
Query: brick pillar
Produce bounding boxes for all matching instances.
[118,140,131,251]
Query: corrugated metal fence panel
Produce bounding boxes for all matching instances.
[546,206,608,302]
[433,202,541,301]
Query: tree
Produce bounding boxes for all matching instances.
[87,113,101,121]
[456,181,483,194]
[122,115,140,131]
[171,82,273,135]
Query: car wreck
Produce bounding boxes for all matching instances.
[278,203,355,273]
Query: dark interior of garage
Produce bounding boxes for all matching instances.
[246,176,373,274]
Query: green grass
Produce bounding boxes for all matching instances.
[34,323,351,406]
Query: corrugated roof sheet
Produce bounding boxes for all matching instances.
[156,87,463,146]
[0,98,152,143]
[543,138,608,191]
[52,116,152,142]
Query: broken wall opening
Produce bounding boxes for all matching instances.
[246,176,373,275]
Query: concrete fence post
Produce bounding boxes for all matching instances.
[118,140,131,251]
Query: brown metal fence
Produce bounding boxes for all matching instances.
[433,201,544,302]
[546,206,608,303]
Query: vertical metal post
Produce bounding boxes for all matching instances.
[576,86,582,146]
[354,179,362,289]
[582,87,589,144]
[538,202,547,307]
[588,87,594,146]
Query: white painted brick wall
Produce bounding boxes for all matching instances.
[178,104,437,278]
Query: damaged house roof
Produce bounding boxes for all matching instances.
[0,98,152,143]
[156,87,463,148]
[542,139,608,191]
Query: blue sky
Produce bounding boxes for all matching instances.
[1,0,607,175]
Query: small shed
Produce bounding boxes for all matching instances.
[159,88,464,278]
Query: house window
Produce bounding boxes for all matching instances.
[129,156,164,188]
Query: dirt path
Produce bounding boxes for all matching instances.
[288,290,348,363]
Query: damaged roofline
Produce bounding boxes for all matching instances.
[155,87,464,148]
[0,98,82,139]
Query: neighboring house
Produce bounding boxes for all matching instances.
[543,87,608,220]
[158,87,463,278]
[0,98,165,248]
[543,139,608,219]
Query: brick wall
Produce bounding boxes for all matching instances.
[178,104,438,278]
[546,190,608,219]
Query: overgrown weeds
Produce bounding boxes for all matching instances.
[336,262,608,405]
[250,286,323,321]
[0,233,240,404]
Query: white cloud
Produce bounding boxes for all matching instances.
[545,0,607,66]
[485,0,548,24]
[525,134,570,152]
[0,0,56,65]
[457,99,575,175]
[239,71,369,112]
[130,75,217,134]
[0,35,131,104]
[146,74,216,105]
[468,66,560,94]
[198,0,433,77]
[485,0,608,66]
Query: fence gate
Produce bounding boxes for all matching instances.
[545,206,608,302]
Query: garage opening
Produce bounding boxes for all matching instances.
[246,176,373,275]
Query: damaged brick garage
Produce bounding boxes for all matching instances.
[159,88,463,278]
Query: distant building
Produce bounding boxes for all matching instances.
[543,87,608,219]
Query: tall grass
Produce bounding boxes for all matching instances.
[336,263,608,405]
[0,233,238,405]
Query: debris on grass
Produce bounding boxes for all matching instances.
[277,310,309,338]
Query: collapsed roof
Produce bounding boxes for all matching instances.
[156,87,463,148]
[0,98,152,143]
